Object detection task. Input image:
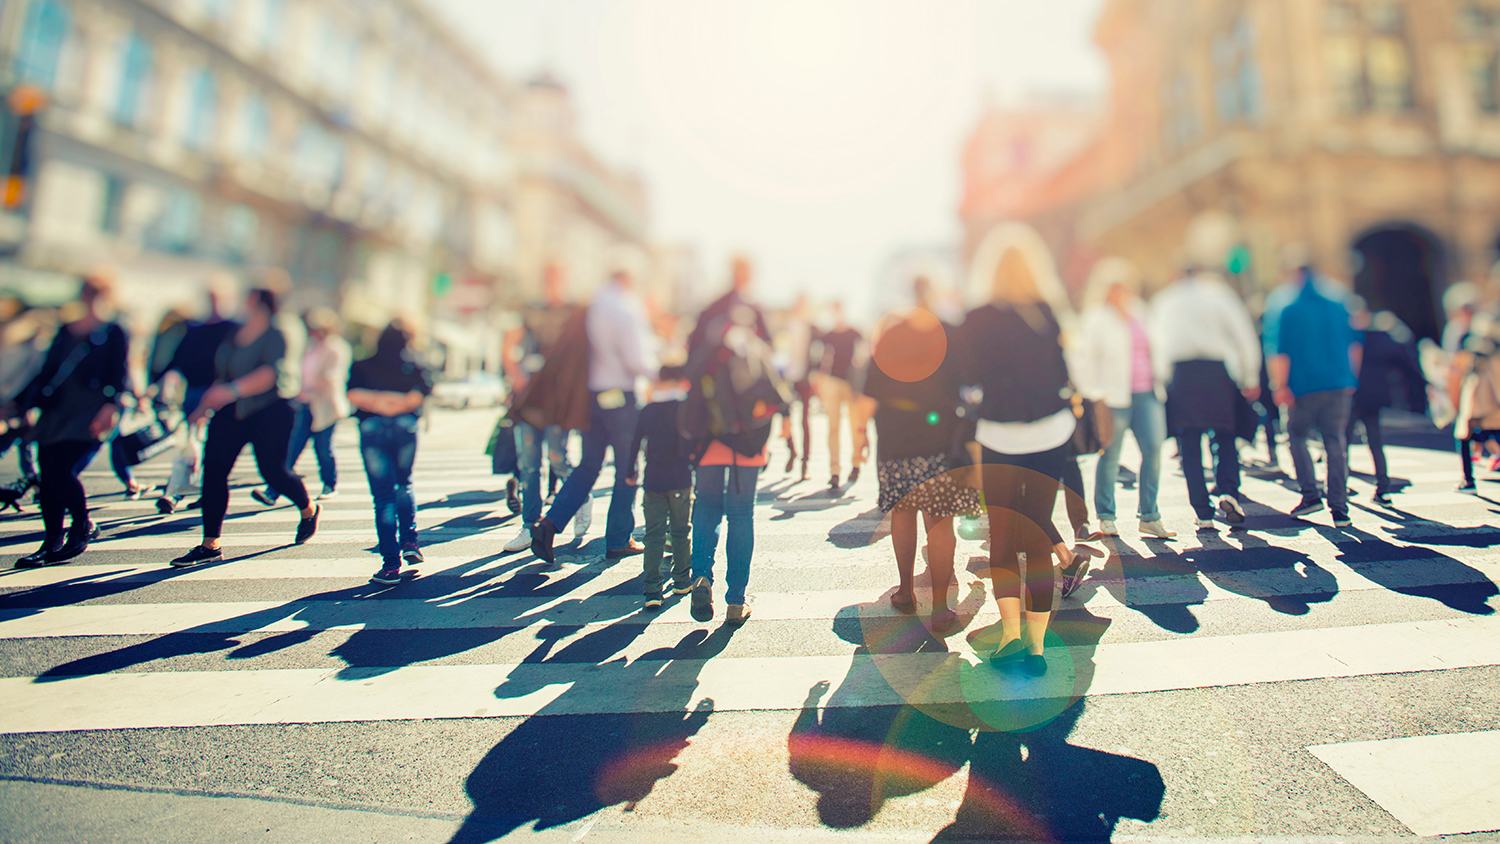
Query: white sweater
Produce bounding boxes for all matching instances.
[1148,273,1262,389]
[1072,301,1160,409]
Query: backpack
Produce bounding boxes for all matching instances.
[679,315,791,462]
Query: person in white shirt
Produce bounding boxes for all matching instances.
[778,294,816,479]
[1149,267,1262,530]
[1073,259,1175,539]
[530,269,657,564]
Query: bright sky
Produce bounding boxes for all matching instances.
[427,0,1107,318]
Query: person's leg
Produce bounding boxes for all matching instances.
[1177,429,1213,520]
[360,418,399,564]
[544,406,608,529]
[312,425,337,491]
[602,400,641,550]
[922,511,956,614]
[1287,402,1318,498]
[543,424,569,491]
[1019,470,1061,654]
[1061,448,1088,532]
[285,401,312,473]
[890,506,919,601]
[390,417,419,549]
[200,412,251,543]
[516,422,544,525]
[248,403,312,511]
[1094,407,1130,522]
[690,465,727,584]
[34,444,71,541]
[58,441,97,536]
[1211,427,1242,502]
[668,489,693,587]
[1134,393,1166,521]
[1321,392,1352,513]
[722,465,758,605]
[825,379,846,479]
[1360,411,1390,494]
[642,491,668,597]
[798,383,813,474]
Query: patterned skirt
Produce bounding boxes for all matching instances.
[877,453,982,518]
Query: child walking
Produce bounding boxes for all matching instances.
[628,366,693,610]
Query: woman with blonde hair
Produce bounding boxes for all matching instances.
[957,224,1078,677]
[1074,258,1175,539]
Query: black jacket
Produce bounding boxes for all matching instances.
[957,303,1071,424]
[1354,328,1427,416]
[630,398,694,492]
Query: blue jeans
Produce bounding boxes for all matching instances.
[287,401,337,491]
[690,464,758,605]
[1095,391,1166,522]
[359,414,419,564]
[544,391,639,550]
[516,422,568,525]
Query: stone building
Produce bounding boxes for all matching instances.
[962,0,1500,340]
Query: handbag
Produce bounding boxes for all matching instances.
[486,415,519,476]
[1069,394,1115,455]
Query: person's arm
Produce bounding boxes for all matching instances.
[1224,292,1262,396]
[347,388,424,416]
[625,406,649,485]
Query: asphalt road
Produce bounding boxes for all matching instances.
[0,409,1497,843]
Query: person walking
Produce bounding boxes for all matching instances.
[171,287,319,567]
[255,308,349,505]
[529,268,656,564]
[818,301,866,490]
[627,365,693,610]
[1150,266,1262,530]
[7,275,126,566]
[1074,259,1175,539]
[151,287,238,514]
[1346,309,1426,506]
[1270,267,1361,527]
[0,297,52,505]
[959,226,1079,677]
[862,292,979,635]
[348,321,433,584]
[778,293,817,479]
[502,264,581,553]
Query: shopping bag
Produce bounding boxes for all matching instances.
[487,415,518,475]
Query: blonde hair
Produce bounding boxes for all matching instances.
[1082,257,1142,309]
[966,222,1075,335]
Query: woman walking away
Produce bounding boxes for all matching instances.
[959,225,1079,677]
[1074,258,1176,539]
[256,308,349,505]
[348,321,433,584]
[8,275,126,566]
[1348,309,1425,505]
[172,288,319,567]
[862,289,979,636]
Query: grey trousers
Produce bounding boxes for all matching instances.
[642,488,692,597]
[1288,389,1353,513]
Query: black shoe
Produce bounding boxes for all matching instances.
[987,638,1026,667]
[1332,510,1352,528]
[1289,495,1324,517]
[15,537,63,568]
[530,517,558,564]
[401,542,423,564]
[1059,556,1089,599]
[829,475,840,490]
[171,545,222,567]
[506,477,521,514]
[251,487,277,507]
[606,540,645,559]
[1373,492,1393,507]
[294,505,320,545]
[1023,653,1048,677]
[370,564,403,585]
[690,576,713,622]
[847,467,860,485]
[156,496,179,514]
[46,530,93,564]
[185,498,203,509]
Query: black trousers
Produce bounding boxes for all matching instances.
[980,443,1067,614]
[201,400,309,538]
[37,440,99,539]
[1177,427,1240,520]
[1061,447,1089,531]
[1348,409,1389,494]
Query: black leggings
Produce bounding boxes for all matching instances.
[1348,410,1389,492]
[201,400,309,539]
[37,440,99,539]
[981,444,1067,614]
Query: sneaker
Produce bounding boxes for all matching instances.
[1217,496,1246,524]
[1289,495,1325,517]
[1332,510,1352,528]
[605,539,645,559]
[318,485,338,500]
[1456,481,1479,494]
[370,564,402,585]
[1139,519,1177,539]
[400,542,423,564]
[125,484,151,500]
[505,477,521,514]
[671,582,693,596]
[503,527,532,554]
[171,545,222,567]
[1097,520,1118,537]
[156,496,179,515]
[644,597,664,611]
[726,603,751,626]
[690,576,713,622]
[573,502,593,538]
[294,504,320,545]
[251,487,277,506]
[1074,523,1095,541]
[1372,492,1393,507]
[1059,555,1088,599]
[1194,518,1217,531]
[530,518,558,564]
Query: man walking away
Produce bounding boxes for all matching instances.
[627,365,693,610]
[818,301,866,490]
[1271,267,1360,527]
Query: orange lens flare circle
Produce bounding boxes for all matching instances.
[872,307,947,384]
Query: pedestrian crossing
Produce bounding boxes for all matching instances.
[2,410,1499,837]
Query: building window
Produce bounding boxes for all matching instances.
[1459,5,1500,113]
[15,0,72,90]
[237,95,270,158]
[100,175,126,235]
[293,123,344,189]
[1323,0,1415,115]
[113,34,153,129]
[182,69,217,151]
[147,189,203,254]
[1214,14,1262,124]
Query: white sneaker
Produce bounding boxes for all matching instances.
[1139,519,1178,539]
[1098,520,1119,536]
[503,527,532,553]
[573,502,593,538]
[1194,518,1217,531]
[318,485,338,500]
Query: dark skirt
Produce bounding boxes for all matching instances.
[1166,359,1240,433]
[877,453,981,517]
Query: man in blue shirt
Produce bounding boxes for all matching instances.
[1268,266,1361,527]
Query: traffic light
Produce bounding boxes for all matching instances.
[4,84,45,210]
[1225,244,1252,276]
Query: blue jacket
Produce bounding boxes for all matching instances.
[1277,281,1357,397]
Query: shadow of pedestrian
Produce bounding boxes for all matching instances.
[1188,531,1338,616]
[827,507,890,549]
[1327,527,1498,615]
[447,623,734,843]
[1086,535,1207,634]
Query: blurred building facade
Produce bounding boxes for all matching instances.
[962,0,1500,340]
[0,0,659,373]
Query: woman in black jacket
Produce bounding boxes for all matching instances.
[8,275,127,566]
[1347,309,1426,505]
[959,227,1079,677]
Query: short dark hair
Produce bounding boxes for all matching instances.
[659,364,686,381]
[248,288,278,315]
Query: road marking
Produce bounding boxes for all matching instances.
[1310,731,1500,836]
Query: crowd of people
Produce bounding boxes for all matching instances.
[1,222,1495,677]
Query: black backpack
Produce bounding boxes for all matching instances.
[679,315,791,462]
